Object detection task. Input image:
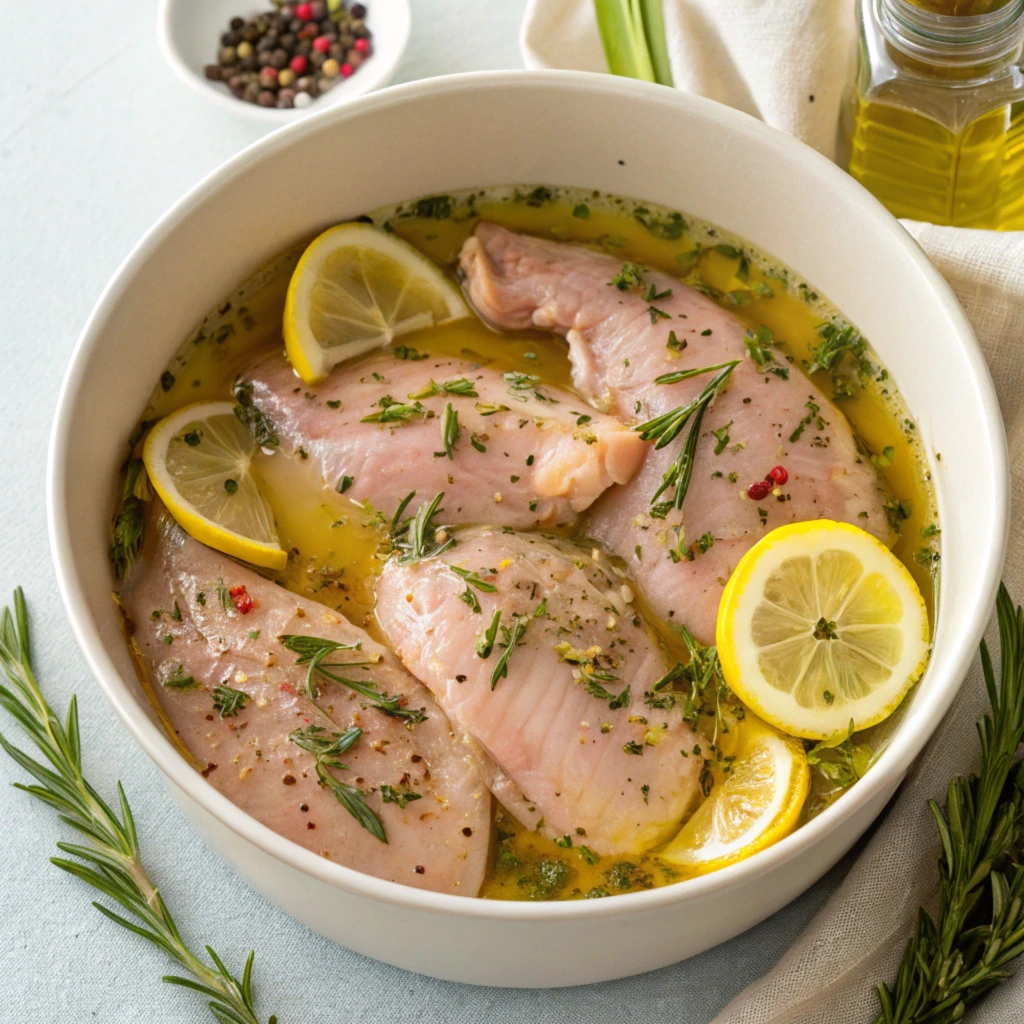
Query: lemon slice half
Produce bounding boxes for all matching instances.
[717,520,930,741]
[143,401,287,570]
[284,222,469,384]
[661,722,809,873]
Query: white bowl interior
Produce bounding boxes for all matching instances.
[48,72,1007,982]
[158,0,410,123]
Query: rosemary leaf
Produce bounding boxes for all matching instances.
[0,588,274,1024]
[873,584,1024,1023]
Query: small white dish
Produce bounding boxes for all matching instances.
[157,0,410,124]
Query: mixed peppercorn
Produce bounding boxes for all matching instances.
[205,1,372,110]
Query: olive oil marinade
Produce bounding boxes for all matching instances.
[126,187,938,900]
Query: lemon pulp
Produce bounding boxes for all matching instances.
[718,521,930,741]
[143,401,286,570]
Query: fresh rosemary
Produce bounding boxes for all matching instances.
[0,589,275,1024]
[490,616,529,690]
[634,361,739,517]
[448,564,497,614]
[287,725,385,844]
[278,634,426,725]
[874,584,1024,1023]
[408,377,479,399]
[437,402,459,460]
[389,492,455,565]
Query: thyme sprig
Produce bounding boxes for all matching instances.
[874,584,1024,1023]
[0,589,274,1024]
[634,361,739,516]
[278,634,426,726]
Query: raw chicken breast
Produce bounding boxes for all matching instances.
[460,223,888,642]
[239,349,643,528]
[375,527,702,856]
[123,509,490,896]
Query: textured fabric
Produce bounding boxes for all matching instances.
[522,2,1024,1022]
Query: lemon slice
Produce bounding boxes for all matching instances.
[284,222,469,383]
[143,401,287,570]
[661,722,809,872]
[717,520,930,741]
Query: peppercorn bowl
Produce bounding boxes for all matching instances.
[48,71,1008,986]
[158,0,410,122]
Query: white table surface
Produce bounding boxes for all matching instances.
[0,1,863,1019]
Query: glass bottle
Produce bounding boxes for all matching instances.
[847,0,1024,229]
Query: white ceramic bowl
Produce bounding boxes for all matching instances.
[48,71,1008,988]
[157,0,410,124]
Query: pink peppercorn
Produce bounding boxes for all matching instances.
[312,35,331,53]
[769,465,789,485]
[289,54,308,74]
[747,479,771,501]
[354,37,370,54]
[340,62,354,77]
[295,2,313,21]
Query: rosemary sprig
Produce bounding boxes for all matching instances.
[408,377,479,399]
[490,616,529,690]
[0,588,274,1024]
[287,724,385,843]
[476,609,502,659]
[874,584,1024,1023]
[389,492,455,565]
[437,402,459,460]
[360,395,425,424]
[278,634,426,725]
[634,361,739,515]
[448,564,497,614]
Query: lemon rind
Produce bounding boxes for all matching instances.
[660,726,809,873]
[717,520,930,742]
[283,221,469,385]
[143,401,288,571]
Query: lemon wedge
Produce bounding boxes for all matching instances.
[283,222,469,384]
[661,722,809,872]
[717,520,930,741]
[143,401,287,570]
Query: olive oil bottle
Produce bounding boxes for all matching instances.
[848,0,1024,228]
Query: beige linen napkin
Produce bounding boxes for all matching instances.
[522,3,1024,1021]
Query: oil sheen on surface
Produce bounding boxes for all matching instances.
[129,187,938,900]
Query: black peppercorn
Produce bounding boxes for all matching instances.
[351,3,367,18]
[269,47,289,69]
[204,64,223,81]
[230,15,245,30]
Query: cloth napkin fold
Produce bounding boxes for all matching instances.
[522,3,1024,1021]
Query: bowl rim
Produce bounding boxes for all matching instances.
[155,0,412,124]
[47,69,1009,923]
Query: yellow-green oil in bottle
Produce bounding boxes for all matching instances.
[848,0,1024,228]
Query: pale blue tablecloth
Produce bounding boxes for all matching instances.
[0,1,865,1018]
